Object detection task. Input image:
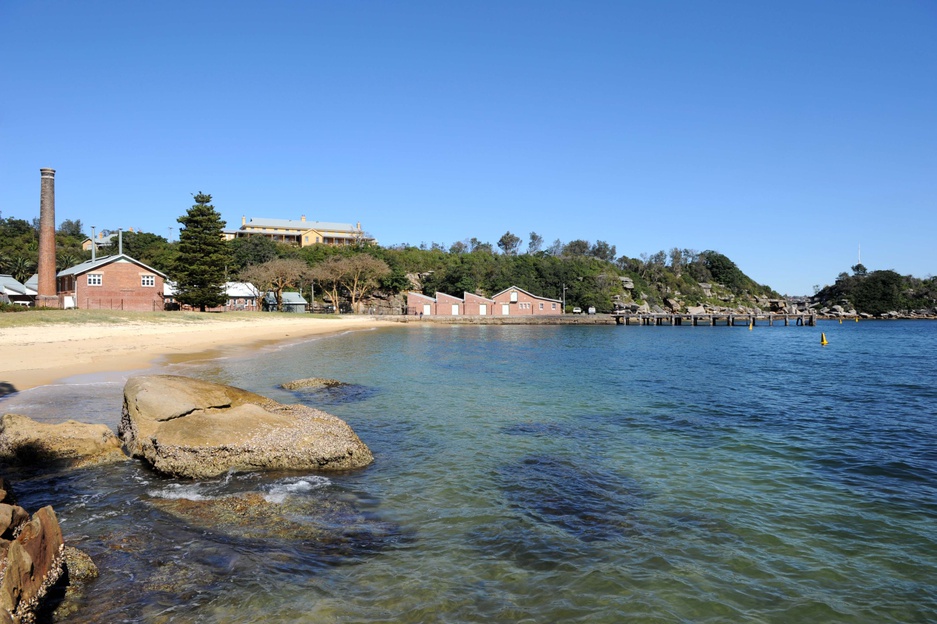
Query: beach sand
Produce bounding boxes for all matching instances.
[0,314,397,392]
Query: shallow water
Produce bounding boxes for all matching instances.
[2,321,936,622]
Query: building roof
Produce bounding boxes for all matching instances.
[463,291,495,303]
[58,254,168,279]
[406,291,436,301]
[264,291,308,305]
[0,274,34,296]
[244,218,360,233]
[490,285,563,304]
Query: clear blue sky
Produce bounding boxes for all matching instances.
[2,1,935,295]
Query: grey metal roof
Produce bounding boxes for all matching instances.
[0,274,30,296]
[57,254,168,279]
[245,218,358,232]
[264,291,308,304]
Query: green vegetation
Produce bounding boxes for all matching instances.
[0,213,90,282]
[2,205,779,314]
[816,264,937,316]
[172,193,231,312]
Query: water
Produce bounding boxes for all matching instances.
[2,321,936,622]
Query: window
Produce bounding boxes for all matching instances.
[141,275,155,287]
[87,273,102,286]
[552,303,557,310]
[539,303,544,310]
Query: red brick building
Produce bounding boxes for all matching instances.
[435,292,463,316]
[463,292,495,316]
[406,291,436,316]
[57,254,167,311]
[491,286,563,316]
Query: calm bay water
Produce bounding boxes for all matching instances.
[2,321,936,622]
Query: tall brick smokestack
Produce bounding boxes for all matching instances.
[37,168,59,307]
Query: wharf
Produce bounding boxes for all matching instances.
[385,312,817,326]
[610,312,817,326]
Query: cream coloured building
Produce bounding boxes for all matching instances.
[223,216,375,247]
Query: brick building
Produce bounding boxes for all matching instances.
[407,287,562,317]
[57,254,166,311]
[406,291,436,316]
[462,292,495,316]
[434,292,463,316]
[491,286,563,316]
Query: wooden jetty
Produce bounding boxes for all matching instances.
[610,312,817,327]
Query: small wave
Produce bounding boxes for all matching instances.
[147,483,215,501]
[263,476,331,504]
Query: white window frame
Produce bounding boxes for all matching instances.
[87,273,103,286]
[141,274,155,287]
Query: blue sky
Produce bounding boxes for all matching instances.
[2,1,935,295]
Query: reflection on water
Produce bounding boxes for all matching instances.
[2,322,937,623]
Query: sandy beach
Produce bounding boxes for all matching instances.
[0,314,396,392]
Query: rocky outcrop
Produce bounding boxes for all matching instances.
[119,375,373,479]
[0,414,127,469]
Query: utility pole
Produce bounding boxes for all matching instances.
[562,283,567,313]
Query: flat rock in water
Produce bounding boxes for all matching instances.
[0,414,128,469]
[119,375,373,478]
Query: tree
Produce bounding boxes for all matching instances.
[7,256,34,283]
[228,235,280,271]
[497,231,522,255]
[103,231,175,272]
[173,193,230,312]
[852,263,868,277]
[527,232,544,255]
[337,255,391,313]
[591,240,616,262]
[563,239,591,256]
[57,219,85,238]
[310,256,345,314]
[240,258,309,312]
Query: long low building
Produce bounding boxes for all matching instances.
[407,286,563,316]
[223,216,375,247]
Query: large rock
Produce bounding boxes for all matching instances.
[119,375,373,478]
[0,506,65,624]
[0,414,127,469]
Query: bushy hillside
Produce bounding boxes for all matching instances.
[814,264,937,316]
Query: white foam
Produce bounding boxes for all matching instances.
[263,476,331,504]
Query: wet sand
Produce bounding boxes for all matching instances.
[0,315,396,392]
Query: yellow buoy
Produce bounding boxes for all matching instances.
[839,318,843,324]
[749,319,753,331]
[821,332,828,346]
[855,316,859,322]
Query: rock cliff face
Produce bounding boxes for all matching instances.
[119,375,374,479]
[0,479,65,624]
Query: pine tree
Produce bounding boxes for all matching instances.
[173,192,230,312]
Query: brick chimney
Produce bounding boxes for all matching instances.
[36,168,59,307]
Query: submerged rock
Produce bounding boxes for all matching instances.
[119,375,373,478]
[0,414,128,469]
[280,377,348,391]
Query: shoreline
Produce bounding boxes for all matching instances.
[0,314,396,393]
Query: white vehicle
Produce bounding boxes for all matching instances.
[587,306,596,315]
[572,307,582,314]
